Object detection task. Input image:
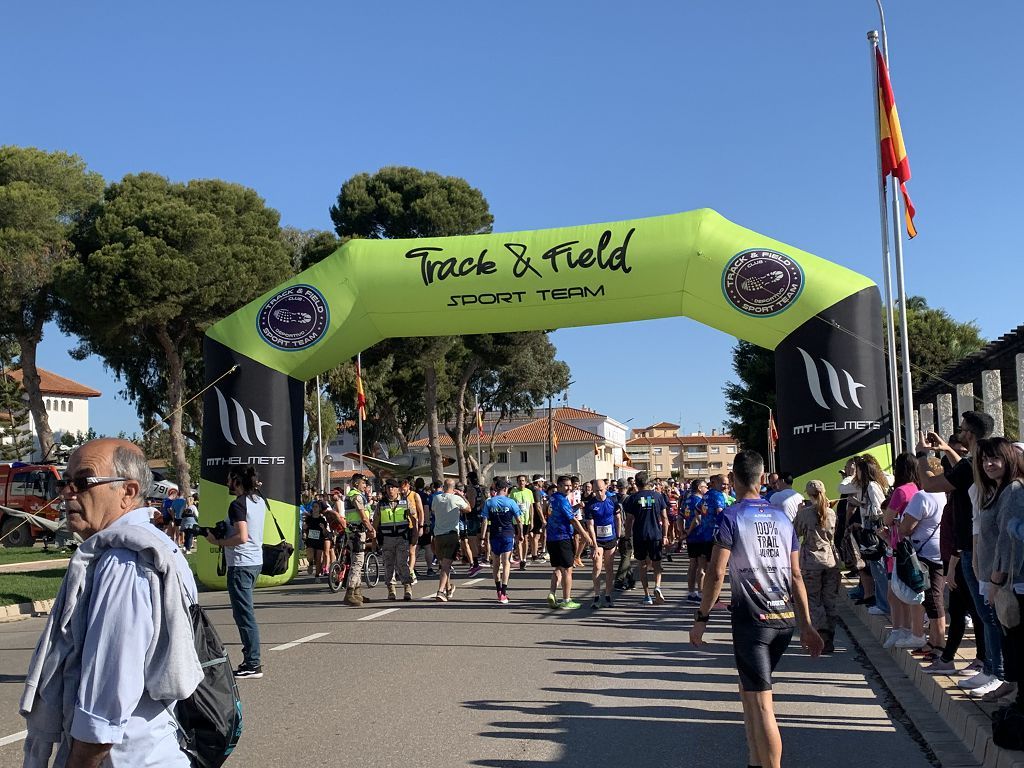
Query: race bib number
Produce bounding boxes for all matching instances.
[307,529,321,541]
[596,524,614,539]
[518,502,529,514]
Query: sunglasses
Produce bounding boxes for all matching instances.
[58,475,129,494]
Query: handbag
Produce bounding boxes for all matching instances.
[854,525,887,562]
[261,506,294,577]
[895,538,928,594]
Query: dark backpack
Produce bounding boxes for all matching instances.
[853,526,887,562]
[176,603,243,767]
[993,704,1024,750]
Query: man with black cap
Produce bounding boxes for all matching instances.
[373,479,415,601]
[480,477,523,604]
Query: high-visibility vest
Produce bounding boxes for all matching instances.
[378,498,410,533]
[345,489,365,524]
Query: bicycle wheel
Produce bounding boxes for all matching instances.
[327,561,346,593]
[364,552,381,587]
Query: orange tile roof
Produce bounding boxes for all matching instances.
[410,418,604,448]
[646,421,680,429]
[6,367,101,398]
[553,406,606,419]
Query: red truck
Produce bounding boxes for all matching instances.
[0,462,63,547]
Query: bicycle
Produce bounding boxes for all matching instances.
[327,529,381,592]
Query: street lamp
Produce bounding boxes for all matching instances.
[740,396,777,474]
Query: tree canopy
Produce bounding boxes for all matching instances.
[0,146,104,459]
[59,173,292,494]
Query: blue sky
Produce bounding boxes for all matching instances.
[6,1,1022,437]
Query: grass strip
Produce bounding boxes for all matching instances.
[0,569,67,607]
[0,547,72,566]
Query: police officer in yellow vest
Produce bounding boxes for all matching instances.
[343,474,375,607]
[374,479,416,600]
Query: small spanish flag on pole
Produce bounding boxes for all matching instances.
[876,47,917,239]
[355,357,367,421]
[476,407,484,439]
[552,425,560,454]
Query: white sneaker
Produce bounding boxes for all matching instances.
[867,606,888,616]
[883,629,908,649]
[958,671,995,690]
[893,633,927,649]
[969,677,1004,697]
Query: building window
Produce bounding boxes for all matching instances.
[498,451,509,464]
[68,401,73,412]
[655,464,663,472]
[710,446,719,454]
[519,451,528,463]
[668,447,679,454]
[710,462,722,469]
[652,447,662,455]
[45,399,50,410]
[726,446,737,453]
[686,446,703,454]
[60,400,66,412]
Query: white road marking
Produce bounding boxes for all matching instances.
[358,607,401,621]
[269,632,330,651]
[462,578,484,586]
[0,730,27,747]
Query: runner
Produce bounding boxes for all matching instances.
[303,499,329,581]
[684,478,712,602]
[400,476,424,585]
[584,478,622,608]
[624,471,670,605]
[547,475,596,610]
[510,475,535,571]
[464,471,486,577]
[530,475,548,561]
[480,477,523,604]
[431,478,469,602]
[690,450,822,768]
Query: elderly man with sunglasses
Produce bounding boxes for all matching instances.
[20,438,202,768]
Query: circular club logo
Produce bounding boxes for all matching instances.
[722,249,804,317]
[257,284,330,351]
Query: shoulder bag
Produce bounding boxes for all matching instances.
[261,501,294,577]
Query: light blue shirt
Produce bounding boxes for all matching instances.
[69,506,196,766]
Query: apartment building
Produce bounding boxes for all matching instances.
[624,422,740,482]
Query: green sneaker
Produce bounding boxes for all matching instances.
[547,593,558,609]
[559,599,581,610]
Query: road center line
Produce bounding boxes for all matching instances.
[462,578,484,586]
[0,730,27,747]
[358,607,401,621]
[270,632,330,651]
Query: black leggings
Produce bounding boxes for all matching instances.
[1002,594,1024,704]
[943,558,986,663]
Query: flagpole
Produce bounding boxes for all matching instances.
[316,374,324,492]
[356,353,364,474]
[767,408,776,475]
[475,391,481,472]
[868,29,903,456]
[874,6,917,452]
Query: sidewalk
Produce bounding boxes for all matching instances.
[841,581,1024,768]
[0,558,70,574]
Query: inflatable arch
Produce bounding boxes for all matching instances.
[197,208,891,588]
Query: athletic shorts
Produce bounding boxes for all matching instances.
[305,538,324,551]
[417,532,433,547]
[490,536,515,555]
[597,539,618,551]
[686,541,713,560]
[461,514,482,538]
[922,558,944,620]
[434,532,460,561]
[633,539,663,562]
[547,539,575,569]
[731,619,794,692]
[531,513,545,534]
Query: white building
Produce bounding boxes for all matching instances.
[2,367,101,461]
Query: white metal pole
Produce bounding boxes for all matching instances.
[357,353,364,473]
[868,30,902,455]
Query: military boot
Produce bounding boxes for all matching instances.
[343,587,360,607]
[387,584,397,601]
[356,585,370,604]
[403,584,413,602]
[821,630,835,655]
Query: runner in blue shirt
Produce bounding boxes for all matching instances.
[690,450,821,768]
[623,472,670,606]
[683,478,710,601]
[480,478,523,604]
[584,478,622,608]
[546,475,595,610]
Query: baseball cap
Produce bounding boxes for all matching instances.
[385,479,400,489]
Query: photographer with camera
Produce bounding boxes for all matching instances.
[206,466,266,680]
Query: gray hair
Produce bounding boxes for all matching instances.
[112,445,152,505]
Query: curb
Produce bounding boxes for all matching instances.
[841,586,1024,768]
[0,599,54,623]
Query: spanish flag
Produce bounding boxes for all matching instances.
[476,407,484,439]
[768,412,779,450]
[876,47,917,239]
[355,358,367,421]
[552,425,560,454]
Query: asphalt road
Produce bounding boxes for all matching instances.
[0,557,935,768]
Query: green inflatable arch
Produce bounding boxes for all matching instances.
[197,208,891,588]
